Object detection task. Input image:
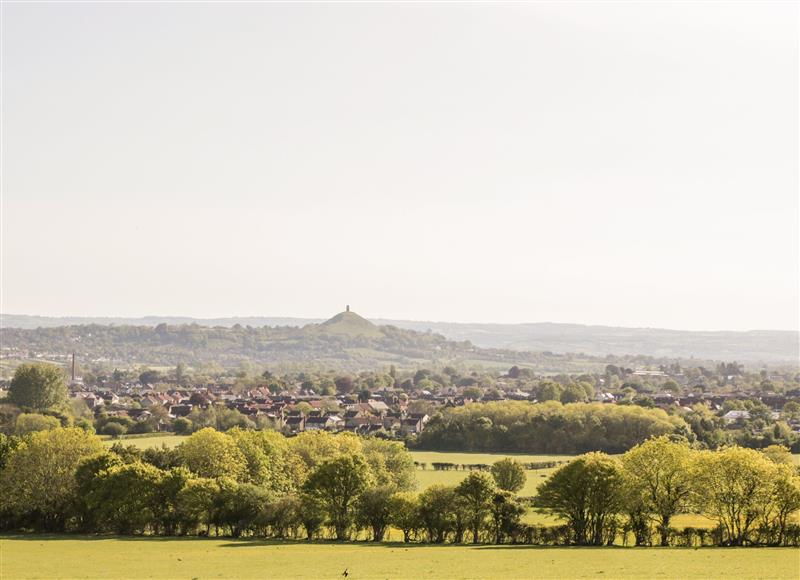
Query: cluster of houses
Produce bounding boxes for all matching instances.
[68,384,432,437]
[63,377,800,437]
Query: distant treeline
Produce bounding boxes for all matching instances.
[0,323,469,370]
[415,401,688,454]
[0,322,716,373]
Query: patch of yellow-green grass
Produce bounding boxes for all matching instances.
[522,511,719,529]
[102,434,187,449]
[410,451,574,466]
[415,467,556,497]
[410,451,568,496]
[2,536,798,579]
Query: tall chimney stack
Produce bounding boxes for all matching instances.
[71,353,76,382]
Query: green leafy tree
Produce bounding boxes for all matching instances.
[152,467,193,535]
[560,383,589,403]
[781,401,800,421]
[356,485,395,541]
[456,472,495,543]
[765,463,800,545]
[490,492,525,544]
[0,433,21,471]
[102,422,127,438]
[228,427,300,494]
[536,453,624,545]
[536,381,563,402]
[74,452,122,532]
[388,492,420,543]
[761,444,793,465]
[138,369,163,385]
[297,493,326,541]
[621,436,694,546]
[334,375,355,395]
[173,417,193,435]
[693,447,775,546]
[215,481,270,537]
[289,431,363,476]
[86,461,164,534]
[463,386,483,400]
[418,485,456,543]
[14,413,61,435]
[491,458,526,493]
[303,455,370,540]
[175,362,187,386]
[361,437,416,491]
[9,363,67,411]
[176,477,220,534]
[0,427,104,530]
[178,428,247,480]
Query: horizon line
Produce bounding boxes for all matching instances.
[1,312,798,335]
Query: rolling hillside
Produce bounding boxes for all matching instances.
[3,313,796,363]
[0,310,701,374]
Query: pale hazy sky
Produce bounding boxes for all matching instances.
[2,2,798,331]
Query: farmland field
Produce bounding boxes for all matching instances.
[102,433,187,449]
[409,451,575,465]
[413,451,575,497]
[2,536,798,580]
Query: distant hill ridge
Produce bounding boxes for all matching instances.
[1,312,798,363]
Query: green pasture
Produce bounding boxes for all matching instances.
[412,451,573,497]
[101,433,186,449]
[2,536,797,579]
[409,451,575,465]
[416,466,555,497]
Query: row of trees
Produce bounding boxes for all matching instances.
[0,428,415,535]
[2,426,798,546]
[415,401,689,454]
[537,438,800,546]
[0,427,531,543]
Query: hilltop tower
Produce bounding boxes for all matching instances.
[346,305,350,312]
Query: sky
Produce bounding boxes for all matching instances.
[1,1,798,331]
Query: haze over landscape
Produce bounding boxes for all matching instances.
[2,312,797,363]
[3,1,798,331]
[2,2,800,579]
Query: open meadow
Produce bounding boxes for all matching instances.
[102,433,187,449]
[2,536,798,580]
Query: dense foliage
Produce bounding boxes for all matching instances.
[0,323,511,371]
[415,401,690,453]
[1,428,797,547]
[535,438,800,547]
[2,320,741,374]
[8,363,68,411]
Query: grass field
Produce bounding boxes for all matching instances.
[102,434,187,449]
[416,466,555,497]
[411,451,572,497]
[409,451,575,465]
[1,536,797,579]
